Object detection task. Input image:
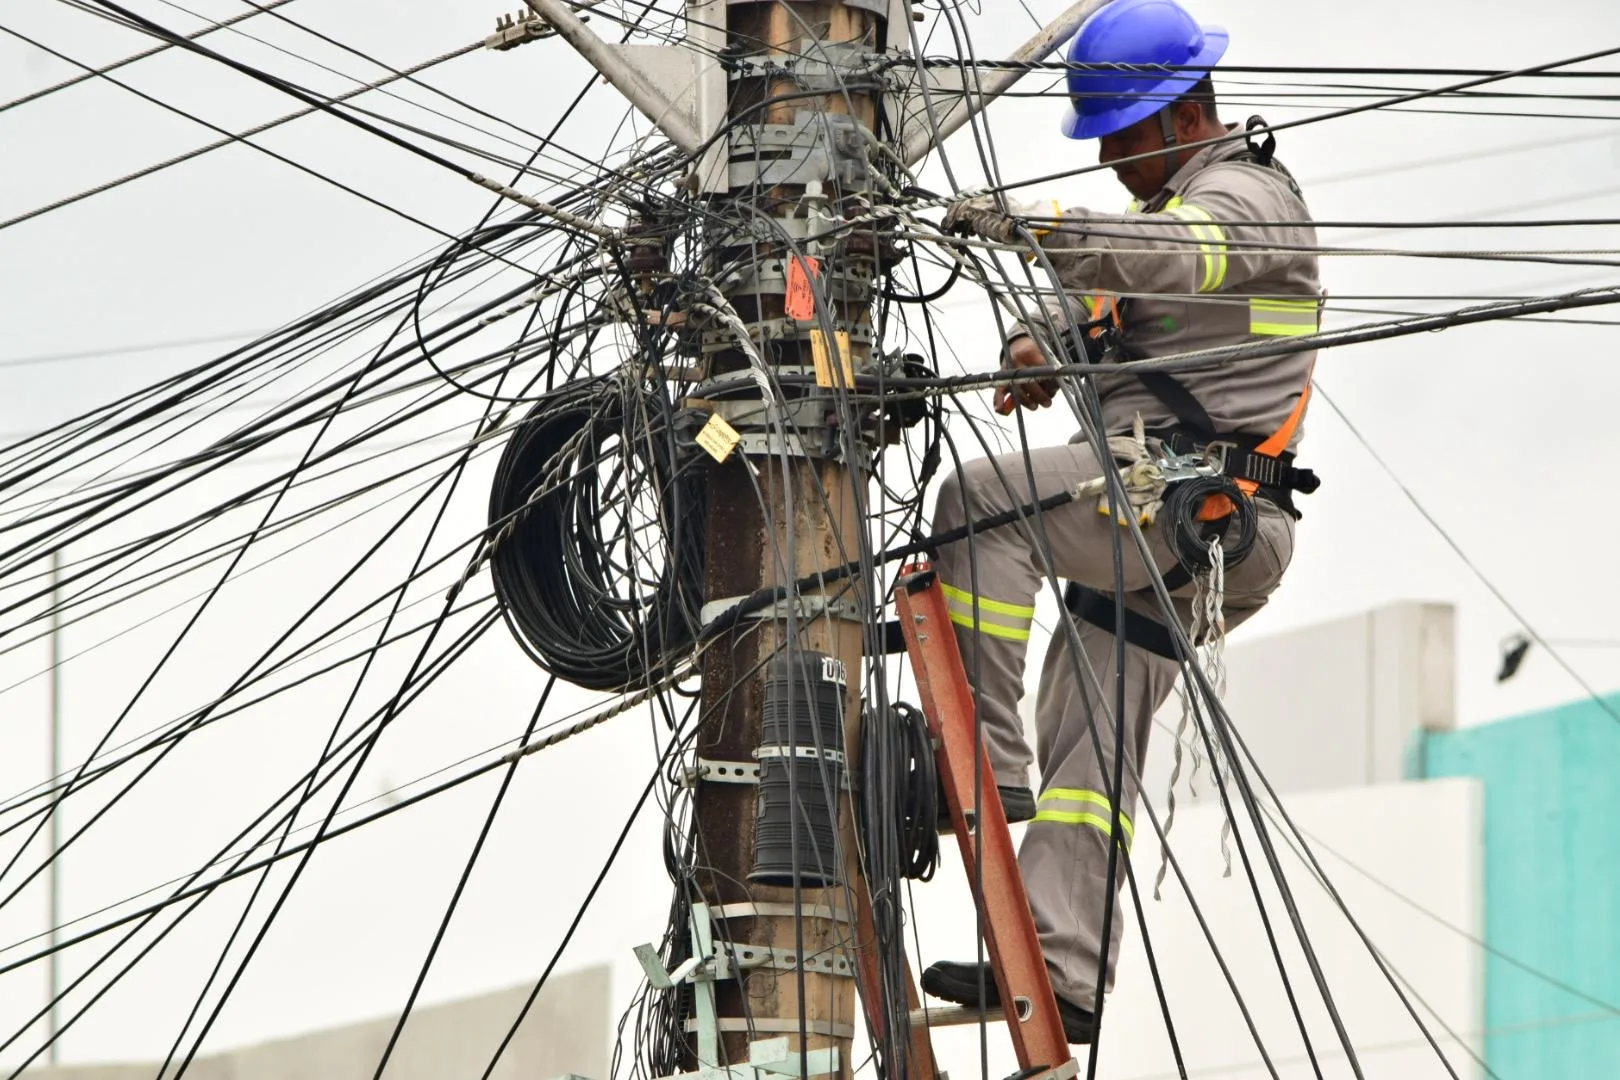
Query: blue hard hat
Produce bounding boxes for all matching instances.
[1060,0,1228,140]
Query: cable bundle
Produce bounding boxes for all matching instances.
[856,699,939,1080]
[489,374,706,691]
[1161,475,1260,578]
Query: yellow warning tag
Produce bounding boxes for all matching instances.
[810,329,855,388]
[695,413,741,462]
[810,329,833,387]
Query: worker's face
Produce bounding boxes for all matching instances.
[1097,106,1189,201]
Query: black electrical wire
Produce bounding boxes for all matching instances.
[370,675,558,1079]
[0,391,483,911]
[2,605,500,1064]
[936,368,1289,1071]
[906,56,1620,79]
[1014,223,1329,1075]
[675,281,1620,404]
[17,3,1616,1073]
[78,0,525,182]
[857,702,937,1080]
[488,374,706,692]
[0,25,513,247]
[157,441,496,1075]
[0,0,301,115]
[150,0,555,150]
[923,44,1620,202]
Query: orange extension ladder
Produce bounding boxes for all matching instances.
[850,562,1079,1080]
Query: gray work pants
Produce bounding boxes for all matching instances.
[930,439,1295,1007]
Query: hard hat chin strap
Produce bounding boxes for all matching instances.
[1156,105,1182,187]
[1157,105,1178,150]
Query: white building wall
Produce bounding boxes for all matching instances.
[1130,601,1457,806]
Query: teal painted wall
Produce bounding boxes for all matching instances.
[1423,694,1620,1075]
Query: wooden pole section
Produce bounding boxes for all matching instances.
[691,4,918,1080]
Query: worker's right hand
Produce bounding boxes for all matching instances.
[994,335,1060,414]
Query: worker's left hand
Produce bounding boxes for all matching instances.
[995,334,1060,413]
[941,194,1019,244]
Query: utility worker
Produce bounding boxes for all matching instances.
[920,0,1322,1043]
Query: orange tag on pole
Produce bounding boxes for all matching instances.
[784,256,821,320]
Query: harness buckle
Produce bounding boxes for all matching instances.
[1200,439,1238,474]
[1154,449,1219,485]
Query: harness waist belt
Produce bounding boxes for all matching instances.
[1062,582,1180,661]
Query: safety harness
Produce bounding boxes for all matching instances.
[1131,116,1320,514]
[1063,117,1321,659]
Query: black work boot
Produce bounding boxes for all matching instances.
[936,783,1036,833]
[920,961,1096,1044]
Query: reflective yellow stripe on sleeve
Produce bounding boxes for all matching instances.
[939,582,1034,642]
[1163,203,1229,293]
[1249,297,1319,337]
[1032,787,1134,846]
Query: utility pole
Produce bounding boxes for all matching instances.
[682,5,887,1078]
[520,3,907,1076]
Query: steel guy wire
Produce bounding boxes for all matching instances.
[0,607,503,1067]
[77,0,636,237]
[0,25,549,251]
[0,0,300,115]
[155,406,499,1075]
[141,0,562,149]
[1310,380,1620,728]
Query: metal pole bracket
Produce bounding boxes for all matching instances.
[699,592,865,626]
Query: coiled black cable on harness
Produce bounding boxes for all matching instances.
[1160,474,1260,580]
[488,374,706,691]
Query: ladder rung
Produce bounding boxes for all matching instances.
[908,1004,1005,1029]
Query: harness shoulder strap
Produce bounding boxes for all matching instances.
[1134,370,1218,443]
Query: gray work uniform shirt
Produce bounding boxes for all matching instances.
[1015,132,1322,451]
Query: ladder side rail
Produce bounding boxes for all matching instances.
[893,565,1074,1072]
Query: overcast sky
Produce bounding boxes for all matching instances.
[0,0,1617,1070]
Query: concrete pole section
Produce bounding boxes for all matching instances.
[522,0,705,155]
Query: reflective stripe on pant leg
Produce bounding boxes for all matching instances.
[940,582,1035,642]
[927,458,1045,788]
[1032,787,1135,850]
[1020,618,1181,1007]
